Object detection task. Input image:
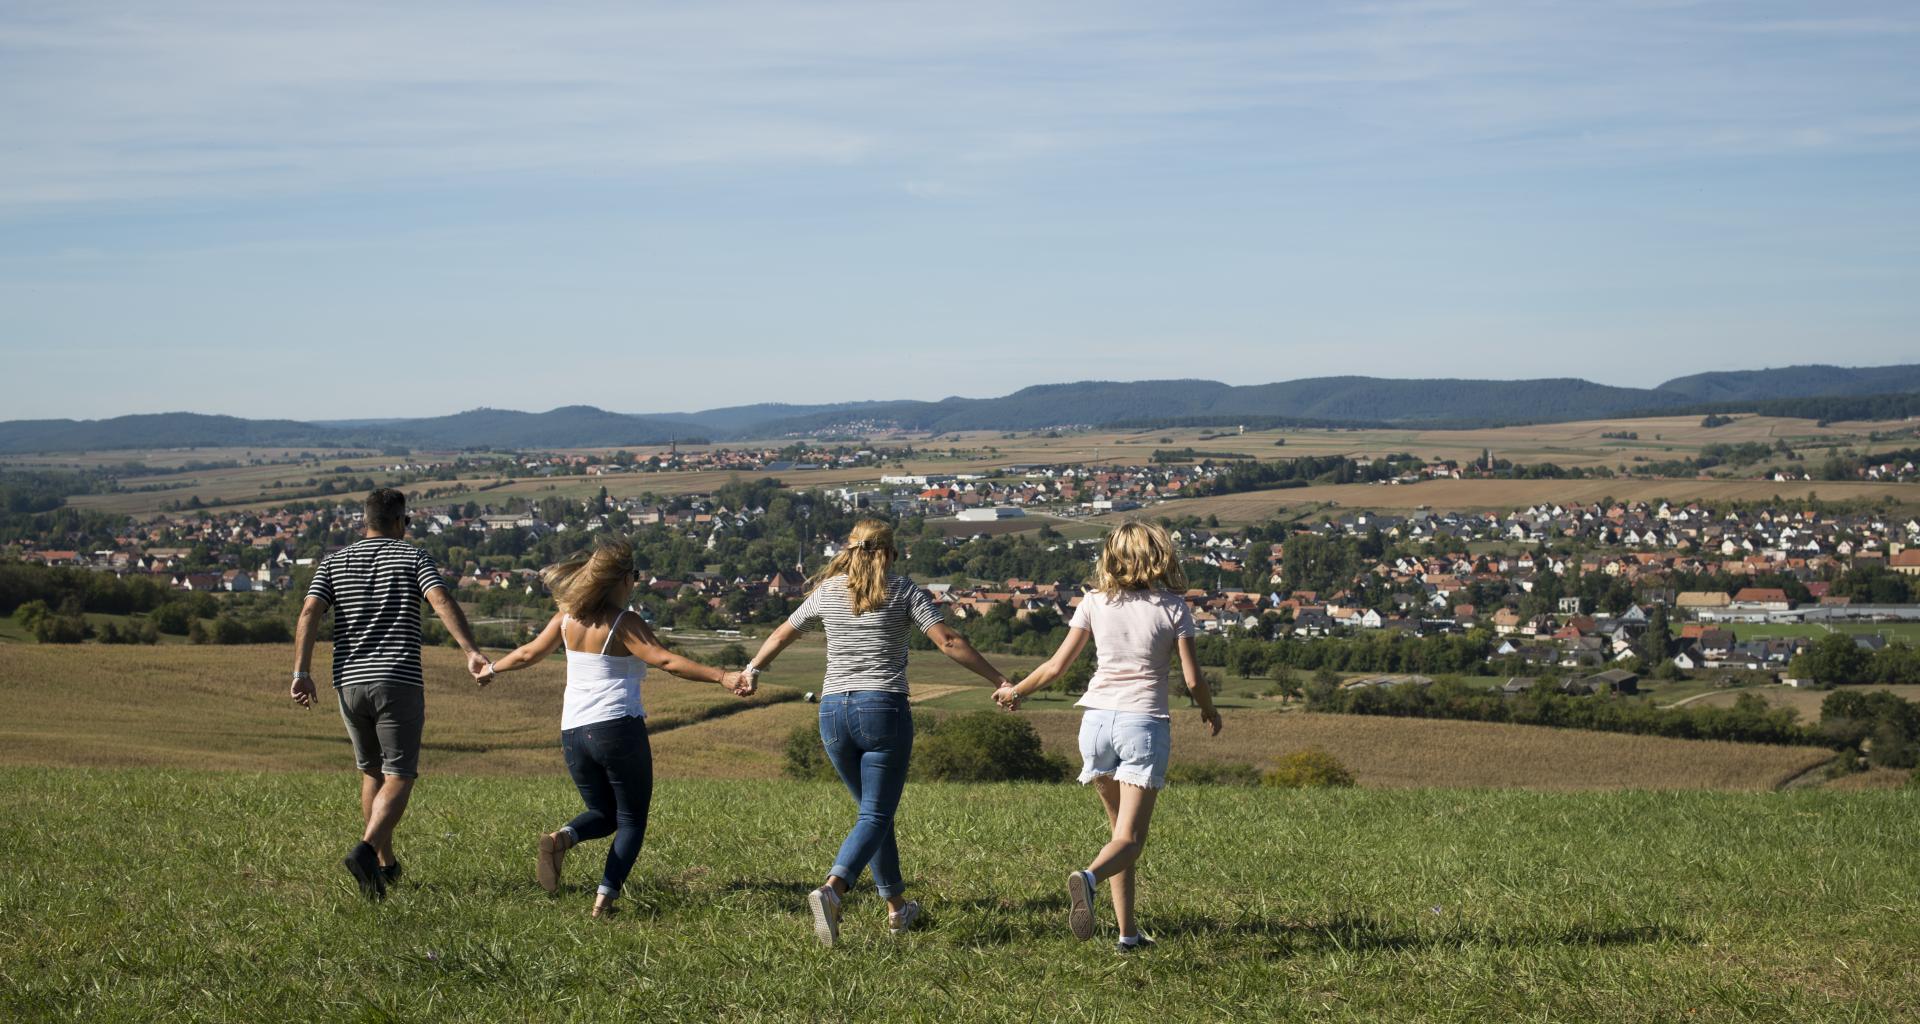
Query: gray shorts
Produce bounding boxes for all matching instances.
[337,683,426,779]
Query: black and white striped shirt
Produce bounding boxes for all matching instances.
[787,575,943,695]
[306,538,447,688]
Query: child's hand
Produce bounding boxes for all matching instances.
[1200,706,1222,736]
[992,684,1022,711]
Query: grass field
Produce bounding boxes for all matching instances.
[1726,622,1920,643]
[1,768,1917,1022]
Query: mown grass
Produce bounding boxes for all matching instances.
[1,768,1917,1022]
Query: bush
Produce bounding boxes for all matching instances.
[714,643,750,668]
[781,725,837,782]
[149,602,195,635]
[33,613,91,644]
[1262,747,1356,789]
[915,713,1066,783]
[1166,761,1262,786]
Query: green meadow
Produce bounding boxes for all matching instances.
[2,768,1917,1023]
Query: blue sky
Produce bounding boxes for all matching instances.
[3,1,1917,420]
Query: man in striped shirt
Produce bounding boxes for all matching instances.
[291,488,491,899]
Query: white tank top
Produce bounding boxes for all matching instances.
[560,610,647,730]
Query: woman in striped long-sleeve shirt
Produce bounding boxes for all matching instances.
[742,519,1012,946]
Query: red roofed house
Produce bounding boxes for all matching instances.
[1731,588,1792,611]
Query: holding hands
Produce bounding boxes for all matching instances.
[467,649,495,687]
[992,681,1022,711]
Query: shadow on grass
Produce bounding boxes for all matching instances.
[932,895,1688,953]
[1130,913,1686,955]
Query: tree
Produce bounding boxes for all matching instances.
[1793,632,1871,688]
[1639,603,1672,661]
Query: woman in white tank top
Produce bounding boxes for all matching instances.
[484,540,749,917]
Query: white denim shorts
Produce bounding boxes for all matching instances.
[1077,709,1172,790]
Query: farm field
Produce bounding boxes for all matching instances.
[1112,477,1920,525]
[2,767,1917,1022]
[23,413,1920,520]
[0,641,1046,778]
[0,644,1835,790]
[1683,684,1920,723]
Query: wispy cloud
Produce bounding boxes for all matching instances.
[4,1,1917,214]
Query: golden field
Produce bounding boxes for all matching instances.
[18,413,1919,519]
[1109,476,1920,525]
[0,643,1833,791]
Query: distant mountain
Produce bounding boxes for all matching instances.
[0,413,332,454]
[4,364,1917,454]
[366,406,709,448]
[1654,364,1920,404]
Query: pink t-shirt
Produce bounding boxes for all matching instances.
[1068,589,1196,718]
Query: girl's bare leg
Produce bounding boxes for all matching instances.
[1087,778,1157,937]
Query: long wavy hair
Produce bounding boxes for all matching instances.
[541,539,636,621]
[1093,520,1187,594]
[808,519,897,615]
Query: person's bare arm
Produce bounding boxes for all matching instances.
[290,596,328,708]
[926,622,1012,689]
[424,586,492,681]
[619,616,735,687]
[486,613,565,675]
[745,622,802,675]
[1177,635,1222,736]
[1000,627,1091,707]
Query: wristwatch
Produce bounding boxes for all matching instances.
[292,671,311,680]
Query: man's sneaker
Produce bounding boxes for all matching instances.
[807,886,842,947]
[1116,935,1156,953]
[888,900,923,936]
[537,833,568,894]
[1067,870,1096,941]
[381,861,403,886]
[342,843,385,900]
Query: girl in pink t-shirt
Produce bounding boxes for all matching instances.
[998,521,1221,950]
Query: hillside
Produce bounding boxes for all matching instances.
[4,363,1918,452]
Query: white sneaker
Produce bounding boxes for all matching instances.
[1067,870,1096,941]
[807,886,842,947]
[888,900,922,936]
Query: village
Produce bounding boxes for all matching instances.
[10,451,1920,686]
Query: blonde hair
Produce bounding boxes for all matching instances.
[1093,521,1187,594]
[808,519,897,615]
[542,539,636,621]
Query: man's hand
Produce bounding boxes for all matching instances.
[467,649,494,686]
[1200,706,1223,737]
[291,675,317,709]
[993,684,1022,711]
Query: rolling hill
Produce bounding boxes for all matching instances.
[3,364,1916,453]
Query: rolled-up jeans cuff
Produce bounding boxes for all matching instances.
[597,883,619,898]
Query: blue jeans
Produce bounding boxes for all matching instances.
[817,690,913,898]
[560,715,653,898]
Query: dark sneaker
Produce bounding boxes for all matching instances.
[1116,936,1156,953]
[1067,870,1096,941]
[342,843,386,900]
[381,862,403,886]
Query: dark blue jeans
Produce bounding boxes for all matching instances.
[560,715,653,898]
[818,690,913,898]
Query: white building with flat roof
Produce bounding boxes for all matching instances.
[957,507,1025,522]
